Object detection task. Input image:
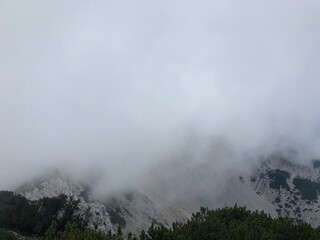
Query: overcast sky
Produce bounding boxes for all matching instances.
[1,0,320,191]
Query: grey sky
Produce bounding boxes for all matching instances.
[0,0,320,191]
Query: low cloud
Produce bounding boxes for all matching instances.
[0,1,320,196]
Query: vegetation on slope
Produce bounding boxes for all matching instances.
[0,191,79,237]
[1,191,320,239]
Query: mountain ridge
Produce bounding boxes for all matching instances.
[14,157,320,234]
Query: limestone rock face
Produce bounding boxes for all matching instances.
[16,172,190,235]
[247,158,320,227]
[16,158,320,234]
[195,157,320,227]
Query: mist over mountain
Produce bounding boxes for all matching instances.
[1,0,320,204]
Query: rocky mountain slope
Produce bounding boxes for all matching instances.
[214,157,320,227]
[15,157,320,234]
[248,157,320,226]
[16,172,191,235]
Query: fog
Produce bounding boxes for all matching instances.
[1,0,320,196]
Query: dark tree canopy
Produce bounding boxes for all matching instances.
[1,191,320,240]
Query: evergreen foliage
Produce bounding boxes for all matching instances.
[0,191,79,237]
[267,170,290,190]
[293,178,320,201]
[2,191,320,239]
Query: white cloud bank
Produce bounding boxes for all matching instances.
[0,0,320,192]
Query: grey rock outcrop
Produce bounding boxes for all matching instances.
[16,172,190,235]
[16,157,320,234]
